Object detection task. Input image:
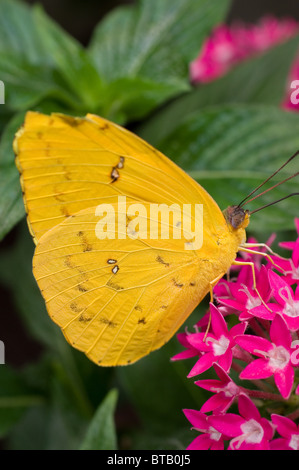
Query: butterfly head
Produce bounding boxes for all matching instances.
[223,205,250,230]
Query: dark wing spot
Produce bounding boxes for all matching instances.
[70,302,84,313]
[107,280,124,290]
[77,284,88,292]
[160,305,168,309]
[100,317,117,328]
[156,255,170,267]
[172,278,184,288]
[138,317,146,324]
[61,206,70,217]
[134,305,142,311]
[64,255,76,269]
[60,115,80,127]
[76,231,92,252]
[189,281,196,286]
[111,167,120,183]
[79,313,92,322]
[83,243,93,252]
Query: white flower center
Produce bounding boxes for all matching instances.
[223,381,239,398]
[207,335,230,356]
[268,345,290,371]
[239,284,262,310]
[285,260,299,280]
[208,426,222,442]
[289,434,299,450]
[240,419,264,444]
[279,287,299,318]
[283,300,299,318]
[246,296,262,310]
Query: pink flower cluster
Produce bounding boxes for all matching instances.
[190,16,299,112]
[173,219,299,450]
[190,16,299,83]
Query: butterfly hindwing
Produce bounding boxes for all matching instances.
[33,202,209,366]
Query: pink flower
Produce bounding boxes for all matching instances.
[252,270,299,330]
[190,25,237,83]
[270,414,299,450]
[186,304,247,377]
[271,238,299,285]
[210,394,274,450]
[183,409,227,450]
[195,364,242,413]
[171,331,200,362]
[236,315,295,399]
[216,265,271,321]
[279,218,299,250]
[190,17,299,84]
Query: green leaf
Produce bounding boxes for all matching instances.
[0,0,103,112]
[0,221,60,345]
[139,35,299,144]
[7,358,90,450]
[0,0,49,63]
[117,338,206,442]
[33,6,104,111]
[89,0,231,120]
[0,52,79,112]
[142,104,299,233]
[79,389,118,450]
[99,77,189,123]
[0,113,26,241]
[0,366,44,438]
[0,165,24,241]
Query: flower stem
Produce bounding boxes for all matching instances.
[241,387,285,402]
[248,318,269,338]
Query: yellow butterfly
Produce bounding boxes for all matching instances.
[14,111,252,366]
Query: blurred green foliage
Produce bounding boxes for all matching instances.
[0,0,298,450]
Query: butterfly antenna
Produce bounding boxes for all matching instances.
[249,193,299,215]
[238,150,299,208]
[241,171,298,207]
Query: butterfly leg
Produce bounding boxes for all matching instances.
[239,242,276,255]
[231,259,272,312]
[238,246,284,273]
[203,272,226,341]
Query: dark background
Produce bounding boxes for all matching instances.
[24,0,299,46]
[3,0,299,366]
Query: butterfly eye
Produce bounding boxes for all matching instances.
[224,205,246,229]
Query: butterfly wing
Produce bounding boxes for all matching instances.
[14,111,226,243]
[33,201,212,366]
[15,111,244,365]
